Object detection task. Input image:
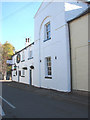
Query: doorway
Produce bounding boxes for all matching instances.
[29,69,32,85]
[18,71,21,82]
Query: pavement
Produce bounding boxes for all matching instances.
[0,80,12,82]
[0,81,89,118]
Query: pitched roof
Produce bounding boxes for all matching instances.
[12,42,34,57]
[67,6,90,23]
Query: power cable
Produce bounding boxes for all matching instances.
[1,2,41,21]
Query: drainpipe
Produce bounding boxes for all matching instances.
[67,22,72,91]
[39,31,41,88]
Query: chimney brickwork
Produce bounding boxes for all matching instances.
[25,38,30,47]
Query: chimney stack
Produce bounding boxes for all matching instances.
[26,38,27,42]
[25,38,30,47]
[28,38,29,42]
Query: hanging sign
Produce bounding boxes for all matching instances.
[16,54,21,63]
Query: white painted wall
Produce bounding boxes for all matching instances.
[33,2,71,92]
[12,44,34,85]
[12,1,88,92]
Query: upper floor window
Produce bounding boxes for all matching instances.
[44,22,51,41]
[28,50,32,59]
[22,51,25,61]
[14,58,15,64]
[28,47,33,60]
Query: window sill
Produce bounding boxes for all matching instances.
[28,57,33,60]
[43,37,51,42]
[21,60,25,62]
[21,76,25,77]
[45,76,52,79]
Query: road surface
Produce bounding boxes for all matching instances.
[0,82,88,118]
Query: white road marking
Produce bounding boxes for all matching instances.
[0,105,5,116]
[0,96,16,109]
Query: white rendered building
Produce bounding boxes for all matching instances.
[12,38,34,85]
[12,1,88,92]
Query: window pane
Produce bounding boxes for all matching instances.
[22,51,25,60]
[48,62,51,66]
[28,50,32,58]
[46,25,48,31]
[49,57,51,61]
[48,23,50,31]
[48,31,50,38]
[23,69,25,76]
[45,57,52,76]
[47,32,49,39]
[48,71,51,75]
[45,22,51,40]
[49,71,51,75]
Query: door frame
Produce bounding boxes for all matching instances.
[18,71,19,82]
[29,69,32,85]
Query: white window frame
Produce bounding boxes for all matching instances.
[22,69,25,76]
[14,58,15,64]
[45,57,52,77]
[28,49,33,59]
[22,51,25,61]
[44,22,51,40]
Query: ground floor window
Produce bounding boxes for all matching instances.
[45,57,52,76]
[13,71,17,76]
[22,69,25,76]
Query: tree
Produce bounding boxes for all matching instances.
[1,41,15,79]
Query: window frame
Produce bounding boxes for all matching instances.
[45,56,52,78]
[28,49,33,60]
[22,69,25,77]
[44,22,51,42]
[21,51,25,62]
[13,58,15,64]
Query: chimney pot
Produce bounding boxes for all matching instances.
[26,38,27,42]
[28,38,29,42]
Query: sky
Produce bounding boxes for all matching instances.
[1,2,41,51]
[1,0,89,51]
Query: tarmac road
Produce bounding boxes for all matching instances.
[1,82,88,118]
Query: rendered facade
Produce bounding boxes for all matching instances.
[12,1,89,92]
[68,12,89,91]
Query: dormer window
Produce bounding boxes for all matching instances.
[44,22,51,42]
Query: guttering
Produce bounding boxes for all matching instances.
[38,37,41,87]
